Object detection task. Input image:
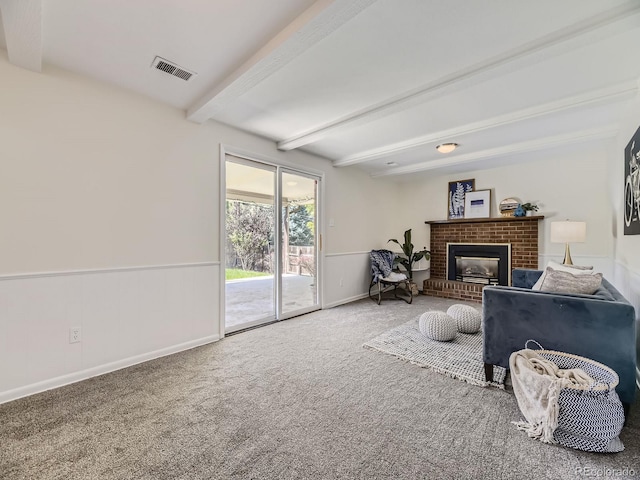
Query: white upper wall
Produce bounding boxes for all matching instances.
[322,165,402,254]
[1,57,218,274]
[396,142,613,271]
[0,51,400,275]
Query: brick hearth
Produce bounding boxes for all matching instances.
[423,216,542,303]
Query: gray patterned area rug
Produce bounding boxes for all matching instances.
[364,319,507,388]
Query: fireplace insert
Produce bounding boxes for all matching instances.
[447,243,511,286]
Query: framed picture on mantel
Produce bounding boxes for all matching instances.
[464,189,491,219]
[448,179,474,220]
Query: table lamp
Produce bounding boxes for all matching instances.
[550,221,586,265]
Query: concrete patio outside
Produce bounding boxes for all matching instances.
[225,274,317,330]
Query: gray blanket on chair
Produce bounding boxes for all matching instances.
[370,250,396,283]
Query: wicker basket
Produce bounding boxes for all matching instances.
[525,341,625,453]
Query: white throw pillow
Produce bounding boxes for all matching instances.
[531,260,594,290]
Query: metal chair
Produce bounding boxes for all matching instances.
[368,249,412,305]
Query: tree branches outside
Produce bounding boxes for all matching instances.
[226,200,315,277]
[287,204,314,246]
[226,200,274,273]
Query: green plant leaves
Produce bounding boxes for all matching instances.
[387,229,430,279]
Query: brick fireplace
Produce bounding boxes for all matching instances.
[423,216,542,302]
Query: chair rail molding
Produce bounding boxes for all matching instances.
[0,261,220,281]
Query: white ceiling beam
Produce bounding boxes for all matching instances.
[370,127,619,178]
[0,0,42,72]
[334,81,639,167]
[187,0,377,124]
[277,1,640,152]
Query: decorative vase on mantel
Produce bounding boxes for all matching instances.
[513,205,526,217]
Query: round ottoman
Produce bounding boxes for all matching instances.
[447,304,482,334]
[419,311,457,342]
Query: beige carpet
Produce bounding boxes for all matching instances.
[1,295,638,479]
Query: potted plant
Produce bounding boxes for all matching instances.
[388,229,430,294]
[521,202,539,217]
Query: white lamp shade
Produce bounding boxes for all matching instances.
[550,221,586,244]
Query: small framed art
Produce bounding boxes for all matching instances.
[464,189,491,218]
[448,179,475,219]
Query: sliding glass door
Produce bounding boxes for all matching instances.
[225,158,276,331]
[224,155,320,333]
[280,170,318,317]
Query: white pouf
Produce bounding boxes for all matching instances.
[447,304,482,334]
[419,311,457,342]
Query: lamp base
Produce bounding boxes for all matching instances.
[562,243,573,265]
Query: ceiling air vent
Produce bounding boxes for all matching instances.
[151,56,197,82]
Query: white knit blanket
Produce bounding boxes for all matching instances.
[509,349,594,443]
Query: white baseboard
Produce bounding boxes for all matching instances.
[0,335,220,405]
[323,292,369,309]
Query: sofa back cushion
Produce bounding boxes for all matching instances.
[591,286,616,301]
[512,269,544,289]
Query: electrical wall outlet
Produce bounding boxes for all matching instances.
[69,327,81,344]
[339,278,344,286]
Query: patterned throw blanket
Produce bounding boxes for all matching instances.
[370,249,396,283]
[510,349,593,443]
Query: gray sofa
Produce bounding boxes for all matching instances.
[483,268,638,413]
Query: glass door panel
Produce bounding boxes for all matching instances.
[280,171,318,317]
[225,158,276,331]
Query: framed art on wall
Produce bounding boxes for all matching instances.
[448,179,475,219]
[624,125,640,235]
[464,189,491,219]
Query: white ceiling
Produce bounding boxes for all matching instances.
[2,0,640,179]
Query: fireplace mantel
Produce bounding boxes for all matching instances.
[425,215,544,225]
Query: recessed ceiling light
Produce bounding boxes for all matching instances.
[436,143,458,154]
[386,161,398,166]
